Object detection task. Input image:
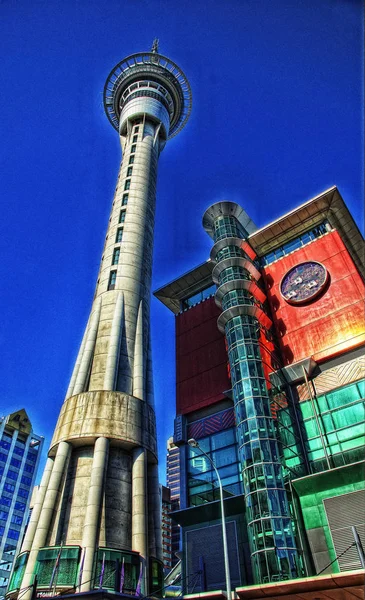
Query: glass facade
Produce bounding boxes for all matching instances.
[187,428,242,506]
[278,380,365,474]
[261,221,331,266]
[0,414,43,597]
[181,284,216,311]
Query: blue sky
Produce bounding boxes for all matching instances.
[0,0,363,483]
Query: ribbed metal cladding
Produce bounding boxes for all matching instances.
[202,201,301,584]
[324,490,365,571]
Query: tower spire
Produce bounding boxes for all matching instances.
[151,38,159,53]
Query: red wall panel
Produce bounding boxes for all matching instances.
[263,230,365,365]
[176,297,231,415]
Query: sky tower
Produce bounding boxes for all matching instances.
[8,43,191,599]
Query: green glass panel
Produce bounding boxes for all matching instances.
[8,552,28,592]
[35,547,80,588]
[300,402,313,419]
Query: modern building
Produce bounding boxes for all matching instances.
[8,44,191,600]
[0,410,43,599]
[166,438,181,570]
[161,486,173,573]
[154,186,365,596]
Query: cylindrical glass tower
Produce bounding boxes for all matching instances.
[203,201,299,583]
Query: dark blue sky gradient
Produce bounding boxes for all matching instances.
[0,0,363,482]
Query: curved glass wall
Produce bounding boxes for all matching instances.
[209,208,301,583]
[221,289,263,311]
[7,552,28,593]
[216,245,246,261]
[218,266,251,285]
[213,216,247,242]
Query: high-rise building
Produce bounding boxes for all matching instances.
[166,438,181,569]
[0,410,43,599]
[154,186,365,597]
[8,44,191,600]
[160,486,173,573]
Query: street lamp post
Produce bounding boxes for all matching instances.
[188,438,232,599]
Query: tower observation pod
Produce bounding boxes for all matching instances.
[8,44,191,600]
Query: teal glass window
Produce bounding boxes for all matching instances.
[108,271,117,291]
[122,194,128,206]
[119,210,126,224]
[94,548,140,593]
[262,221,331,266]
[124,179,130,191]
[115,228,123,243]
[8,552,28,593]
[112,248,120,265]
[35,547,80,587]
[187,427,242,506]
[131,144,136,153]
[127,167,133,177]
[129,155,134,164]
[181,284,216,310]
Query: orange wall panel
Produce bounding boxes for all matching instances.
[263,230,365,365]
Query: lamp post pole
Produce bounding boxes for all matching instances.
[188,438,232,599]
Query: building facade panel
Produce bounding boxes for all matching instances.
[263,230,365,365]
[176,298,230,414]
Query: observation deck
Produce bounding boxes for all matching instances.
[103,51,192,138]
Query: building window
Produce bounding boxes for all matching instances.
[17,488,28,498]
[112,248,120,265]
[21,476,32,486]
[122,194,128,206]
[124,180,130,191]
[181,284,217,311]
[127,167,133,177]
[11,515,23,525]
[134,126,139,133]
[0,510,9,520]
[116,228,123,243]
[119,211,126,224]
[262,221,331,266]
[131,144,136,153]
[129,156,134,164]
[132,135,138,143]
[108,271,117,291]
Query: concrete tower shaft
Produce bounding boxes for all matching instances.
[11,49,191,600]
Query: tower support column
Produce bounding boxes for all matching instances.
[80,436,109,592]
[21,441,71,599]
[132,447,148,593]
[20,457,54,553]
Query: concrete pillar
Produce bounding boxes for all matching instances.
[80,437,109,592]
[65,316,90,399]
[20,457,54,553]
[73,297,102,395]
[132,447,148,594]
[21,442,71,599]
[133,301,145,400]
[103,292,124,390]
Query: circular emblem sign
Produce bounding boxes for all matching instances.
[281,261,328,305]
